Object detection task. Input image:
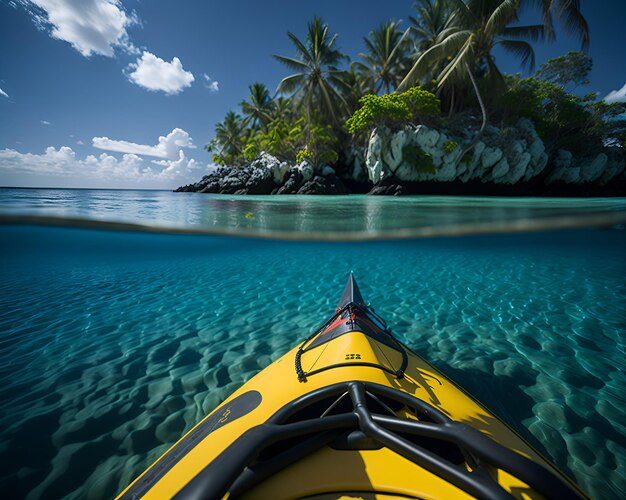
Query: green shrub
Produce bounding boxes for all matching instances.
[400,86,441,119]
[296,148,314,164]
[345,86,440,134]
[243,142,259,161]
[402,144,436,174]
[493,75,626,154]
[443,140,458,154]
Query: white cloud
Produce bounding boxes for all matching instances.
[151,150,199,176]
[92,128,195,159]
[0,145,205,188]
[22,0,138,57]
[605,83,626,104]
[76,140,84,145]
[41,120,51,125]
[127,51,194,94]
[203,73,219,93]
[0,88,8,98]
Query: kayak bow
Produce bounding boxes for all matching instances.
[117,274,586,499]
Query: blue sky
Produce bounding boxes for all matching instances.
[1,0,625,189]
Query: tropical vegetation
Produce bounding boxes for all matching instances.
[205,0,624,181]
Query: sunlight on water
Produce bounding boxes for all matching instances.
[0,225,624,498]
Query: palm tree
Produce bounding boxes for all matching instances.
[266,97,296,124]
[407,0,461,112]
[525,0,589,50]
[205,111,246,166]
[240,82,275,130]
[352,20,410,94]
[273,17,350,126]
[409,0,458,53]
[398,0,546,158]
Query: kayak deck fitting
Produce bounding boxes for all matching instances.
[117,274,587,500]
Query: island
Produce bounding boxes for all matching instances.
[177,3,626,196]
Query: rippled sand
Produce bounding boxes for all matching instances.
[0,226,624,498]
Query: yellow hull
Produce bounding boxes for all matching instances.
[117,277,586,499]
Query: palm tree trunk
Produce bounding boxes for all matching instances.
[448,87,455,119]
[455,65,488,168]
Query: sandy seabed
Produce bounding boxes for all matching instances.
[0,225,624,498]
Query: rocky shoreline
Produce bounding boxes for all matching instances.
[176,119,626,196]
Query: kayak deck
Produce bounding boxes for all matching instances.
[116,276,586,499]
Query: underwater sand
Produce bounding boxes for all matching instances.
[0,225,624,498]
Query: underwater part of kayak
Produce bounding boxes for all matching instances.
[116,274,587,499]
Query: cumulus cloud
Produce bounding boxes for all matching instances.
[41,120,51,125]
[20,0,138,57]
[0,88,8,98]
[92,128,195,159]
[127,52,194,94]
[605,83,626,104]
[151,150,199,176]
[0,145,204,187]
[203,73,219,93]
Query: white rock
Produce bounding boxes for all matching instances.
[414,126,440,149]
[481,147,503,168]
[562,166,581,183]
[369,160,383,184]
[517,118,539,140]
[366,130,384,183]
[598,158,626,185]
[436,161,457,181]
[443,144,462,165]
[533,152,549,176]
[528,138,545,164]
[504,152,531,184]
[484,125,500,137]
[580,153,607,182]
[555,150,573,169]
[431,154,443,168]
[492,158,510,179]
[321,165,335,177]
[473,141,486,160]
[460,141,486,182]
[294,161,314,182]
[251,151,290,184]
[436,133,449,149]
[394,162,420,181]
[382,129,406,170]
[509,140,526,165]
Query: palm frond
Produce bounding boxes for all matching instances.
[485,0,521,39]
[497,39,536,71]
[287,32,313,62]
[501,24,546,42]
[398,29,472,91]
[557,0,590,50]
[438,33,475,87]
[276,74,305,95]
[273,55,309,72]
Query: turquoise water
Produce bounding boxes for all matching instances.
[2,188,626,237]
[0,189,625,498]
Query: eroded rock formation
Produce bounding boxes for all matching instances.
[177,119,625,195]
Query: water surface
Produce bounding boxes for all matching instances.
[2,188,625,238]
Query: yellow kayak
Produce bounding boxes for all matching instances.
[117,274,586,499]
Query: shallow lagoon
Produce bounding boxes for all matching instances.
[0,223,624,498]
